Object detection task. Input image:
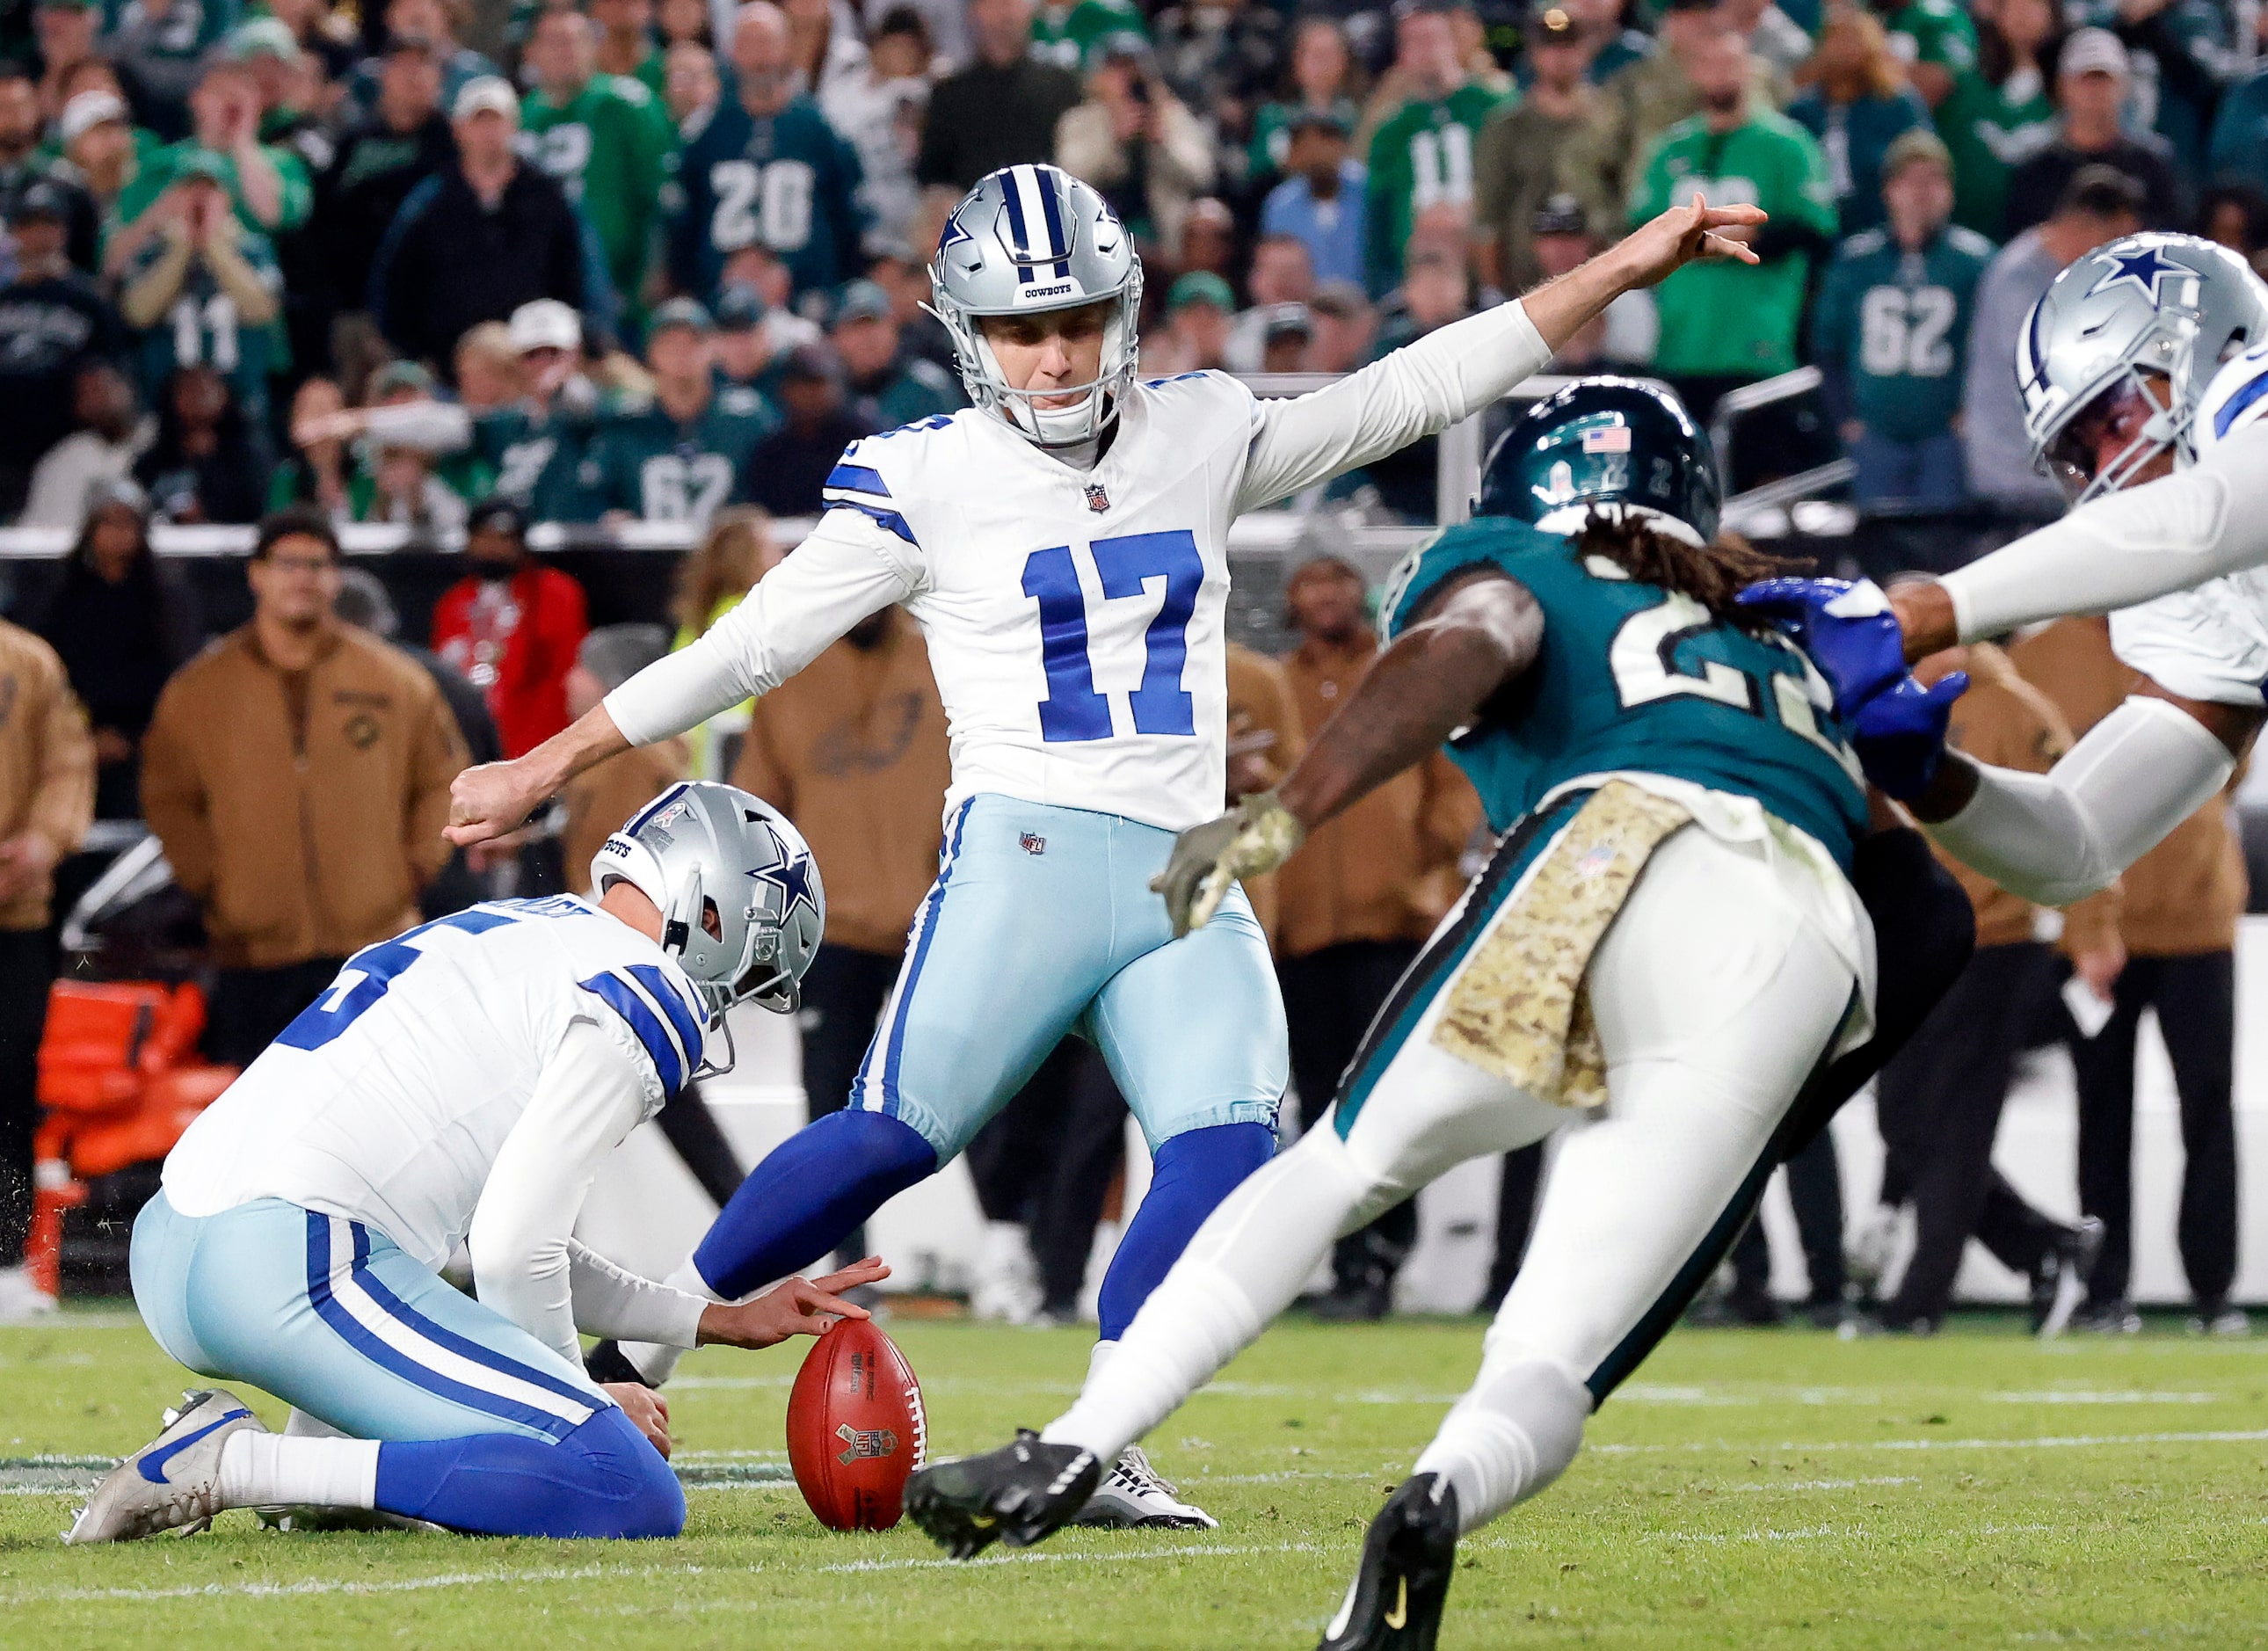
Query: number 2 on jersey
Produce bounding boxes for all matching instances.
[1022,530,1203,742]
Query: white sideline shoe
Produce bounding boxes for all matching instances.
[0,1264,59,1324]
[1069,1445,1218,1530]
[969,1221,1045,1325]
[63,1389,266,1544]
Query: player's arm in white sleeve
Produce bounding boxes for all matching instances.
[446,508,920,845]
[1930,425,2268,642]
[1912,694,2243,906]
[1233,193,1770,512]
[468,1017,708,1367]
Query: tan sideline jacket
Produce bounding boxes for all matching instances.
[1938,641,2120,953]
[1226,642,1306,948]
[0,618,94,931]
[731,610,952,957]
[141,623,466,969]
[1273,629,1482,959]
[2010,617,2248,957]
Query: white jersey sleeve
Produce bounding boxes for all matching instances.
[1940,346,2268,642]
[602,505,921,745]
[1233,298,1554,514]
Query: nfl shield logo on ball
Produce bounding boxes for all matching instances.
[1085,482,1109,513]
[835,1422,900,1465]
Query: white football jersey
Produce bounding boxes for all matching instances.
[2110,345,2268,703]
[603,302,1555,833]
[162,897,709,1272]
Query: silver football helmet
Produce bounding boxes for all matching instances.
[2019,231,2268,501]
[926,163,1144,448]
[592,782,825,1024]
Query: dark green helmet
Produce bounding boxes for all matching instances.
[1476,376,1720,542]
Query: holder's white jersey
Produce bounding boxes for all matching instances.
[163,897,709,1275]
[2108,345,2268,703]
[603,302,1554,833]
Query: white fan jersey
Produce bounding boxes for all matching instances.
[604,302,1555,833]
[162,896,709,1273]
[2110,345,2268,703]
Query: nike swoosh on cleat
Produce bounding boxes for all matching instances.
[1383,1577,1408,1631]
[137,1410,250,1486]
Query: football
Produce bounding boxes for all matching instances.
[785,1318,927,1531]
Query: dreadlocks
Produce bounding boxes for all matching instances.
[1571,507,1807,630]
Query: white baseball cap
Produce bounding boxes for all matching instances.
[2060,27,2129,78]
[508,298,583,353]
[452,75,520,121]
[60,90,127,144]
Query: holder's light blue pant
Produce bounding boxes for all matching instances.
[851,796,1288,1159]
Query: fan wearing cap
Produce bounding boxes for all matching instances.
[0,178,122,520]
[832,277,962,429]
[665,2,867,304]
[1472,7,1593,296]
[739,341,870,515]
[2003,29,2185,236]
[51,87,144,235]
[431,499,592,758]
[518,8,675,314]
[1145,269,1235,375]
[587,299,780,526]
[118,146,283,428]
[0,64,97,270]
[1811,128,1993,508]
[371,76,594,372]
[1258,105,1365,289]
[320,35,455,302]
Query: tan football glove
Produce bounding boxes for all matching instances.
[1151,789,1307,938]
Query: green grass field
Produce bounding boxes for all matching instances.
[6,1306,2268,1648]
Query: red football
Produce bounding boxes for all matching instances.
[785,1318,927,1531]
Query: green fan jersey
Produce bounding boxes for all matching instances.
[1378,521,1867,867]
[473,403,607,524]
[1030,0,1145,72]
[519,76,676,304]
[1933,66,2055,238]
[1880,0,1976,76]
[1363,84,1511,296]
[125,230,282,425]
[1631,112,1838,379]
[585,383,779,523]
[113,137,313,238]
[1811,222,1995,443]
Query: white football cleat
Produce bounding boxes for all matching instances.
[62,1389,266,1545]
[969,1220,1045,1326]
[0,1263,59,1324]
[1069,1444,1218,1530]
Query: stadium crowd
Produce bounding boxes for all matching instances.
[0,0,2259,1335]
[0,0,2265,528]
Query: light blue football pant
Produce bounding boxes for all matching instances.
[851,795,1288,1159]
[133,1191,614,1443]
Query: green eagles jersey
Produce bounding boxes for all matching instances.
[1379,522,1868,866]
[1363,84,1511,297]
[1632,113,1838,378]
[586,384,779,523]
[1810,222,1995,443]
[126,230,282,424]
[1881,0,1976,75]
[851,357,963,431]
[1934,66,2055,238]
[520,76,676,305]
[113,137,313,238]
[1030,0,1145,73]
[473,403,606,524]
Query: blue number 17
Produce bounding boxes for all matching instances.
[1021,529,1203,744]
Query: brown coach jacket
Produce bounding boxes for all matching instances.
[0,618,94,932]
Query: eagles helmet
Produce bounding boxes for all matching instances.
[927,163,1144,448]
[592,782,825,1025]
[1477,376,1720,543]
[2019,231,2268,502]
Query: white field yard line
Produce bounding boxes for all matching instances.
[1589,1426,2268,1456]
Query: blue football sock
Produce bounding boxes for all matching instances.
[1096,1121,1276,1341]
[693,1109,938,1300]
[373,1407,685,1538]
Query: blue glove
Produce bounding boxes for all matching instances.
[1852,671,1967,801]
[1736,577,1908,719]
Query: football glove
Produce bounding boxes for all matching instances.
[1736,577,1909,718]
[1852,670,1968,801]
[1151,789,1306,938]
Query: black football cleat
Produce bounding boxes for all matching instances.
[1318,1473,1460,1651]
[583,1339,656,1388]
[904,1429,1102,1560]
